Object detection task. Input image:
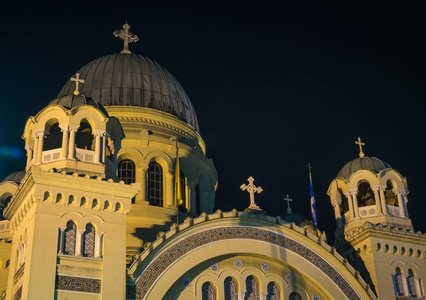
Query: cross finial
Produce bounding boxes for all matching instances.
[113,22,139,54]
[306,162,314,176]
[355,137,365,157]
[284,194,293,213]
[240,176,263,211]
[70,73,84,95]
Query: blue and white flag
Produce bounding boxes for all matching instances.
[309,173,318,230]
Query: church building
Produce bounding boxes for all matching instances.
[0,23,425,300]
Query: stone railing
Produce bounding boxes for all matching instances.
[359,205,377,218]
[387,205,401,217]
[42,148,61,163]
[75,148,95,163]
[0,220,10,234]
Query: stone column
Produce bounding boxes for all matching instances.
[95,232,104,258]
[372,186,382,215]
[22,239,27,262]
[415,276,422,297]
[58,227,66,254]
[75,229,84,256]
[34,130,46,164]
[379,186,388,215]
[345,192,354,220]
[25,144,34,169]
[68,126,78,159]
[17,245,23,267]
[101,133,107,164]
[332,199,343,228]
[60,125,69,159]
[349,189,359,218]
[32,133,39,164]
[94,130,102,164]
[140,165,149,202]
[395,190,408,218]
[402,274,409,296]
[166,170,174,207]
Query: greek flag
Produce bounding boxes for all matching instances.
[309,173,318,230]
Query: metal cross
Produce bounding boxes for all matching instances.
[284,194,293,213]
[113,22,139,54]
[71,73,84,95]
[240,176,263,210]
[306,162,314,176]
[355,137,365,158]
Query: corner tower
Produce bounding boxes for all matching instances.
[328,139,426,299]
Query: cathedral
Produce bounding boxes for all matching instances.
[0,23,425,300]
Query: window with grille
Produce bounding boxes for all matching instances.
[118,159,136,184]
[83,223,95,258]
[149,162,163,206]
[64,221,77,255]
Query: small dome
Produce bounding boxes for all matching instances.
[280,212,305,225]
[49,94,109,116]
[338,156,391,179]
[57,53,199,132]
[1,170,26,184]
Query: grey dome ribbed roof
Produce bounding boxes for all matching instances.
[338,156,391,178]
[48,94,109,116]
[57,53,199,132]
[1,170,25,184]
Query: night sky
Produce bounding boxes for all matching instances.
[1,1,426,242]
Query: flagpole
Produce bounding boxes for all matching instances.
[307,162,319,237]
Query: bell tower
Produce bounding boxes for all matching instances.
[327,139,426,299]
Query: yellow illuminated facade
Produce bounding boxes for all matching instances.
[0,26,425,300]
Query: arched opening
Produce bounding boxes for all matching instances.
[148,162,163,207]
[385,180,398,206]
[63,221,77,255]
[393,267,404,296]
[289,292,302,300]
[43,122,62,151]
[267,281,280,299]
[118,159,136,184]
[244,275,259,299]
[202,282,216,300]
[357,182,376,207]
[338,188,349,215]
[76,120,94,150]
[83,223,95,258]
[224,277,238,300]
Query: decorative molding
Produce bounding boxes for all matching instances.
[55,275,101,294]
[133,226,362,300]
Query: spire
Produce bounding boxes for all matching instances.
[355,137,365,158]
[113,22,139,54]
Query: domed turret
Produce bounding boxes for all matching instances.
[337,156,391,179]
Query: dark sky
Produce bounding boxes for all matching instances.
[1,1,426,242]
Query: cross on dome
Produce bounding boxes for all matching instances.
[113,22,139,54]
[70,73,84,95]
[284,194,293,213]
[355,137,365,158]
[240,176,263,211]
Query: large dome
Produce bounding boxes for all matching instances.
[337,156,391,179]
[57,53,199,132]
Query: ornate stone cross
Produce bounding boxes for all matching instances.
[113,22,139,54]
[284,194,293,213]
[71,73,84,95]
[355,137,365,158]
[240,176,263,211]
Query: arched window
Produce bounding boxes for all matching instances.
[148,162,163,206]
[407,269,417,297]
[289,292,302,300]
[224,277,238,300]
[385,180,398,206]
[44,122,62,151]
[76,121,94,150]
[118,159,136,184]
[393,267,404,296]
[339,189,349,214]
[64,221,77,255]
[195,184,201,214]
[202,282,216,300]
[357,182,375,207]
[244,276,259,300]
[83,223,95,257]
[266,282,280,300]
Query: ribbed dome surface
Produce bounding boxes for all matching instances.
[338,156,391,178]
[57,53,199,132]
[1,170,25,184]
[49,94,109,116]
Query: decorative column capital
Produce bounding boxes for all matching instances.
[34,129,48,138]
[349,189,358,196]
[378,185,387,191]
[25,144,34,151]
[371,185,380,192]
[68,124,79,132]
[59,124,70,132]
[331,199,342,207]
[394,189,406,196]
